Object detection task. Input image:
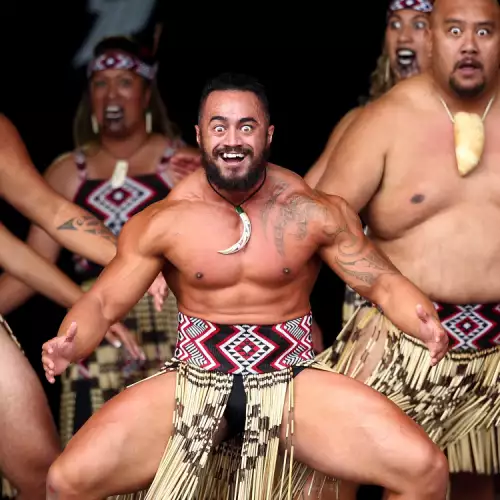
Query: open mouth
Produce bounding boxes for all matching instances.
[395,48,420,78]
[397,48,416,67]
[104,105,124,121]
[457,59,481,76]
[219,151,248,165]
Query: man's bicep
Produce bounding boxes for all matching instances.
[87,215,165,319]
[315,105,387,213]
[319,199,398,297]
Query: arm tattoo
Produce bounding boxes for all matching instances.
[261,181,327,256]
[57,216,116,245]
[330,205,398,288]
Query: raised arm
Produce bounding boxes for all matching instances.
[317,195,448,364]
[315,99,393,213]
[42,205,169,381]
[304,107,362,188]
[0,115,116,265]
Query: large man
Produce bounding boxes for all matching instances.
[42,73,448,500]
[0,114,146,499]
[315,0,500,499]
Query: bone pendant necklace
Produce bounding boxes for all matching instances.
[208,170,267,255]
[101,137,150,188]
[438,94,495,176]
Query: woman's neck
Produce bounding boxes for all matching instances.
[99,129,151,159]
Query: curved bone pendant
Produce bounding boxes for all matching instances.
[218,206,252,255]
[453,112,485,176]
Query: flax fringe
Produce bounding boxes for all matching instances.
[318,306,500,475]
[111,359,334,499]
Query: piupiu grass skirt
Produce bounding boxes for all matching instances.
[112,311,335,499]
[318,302,500,475]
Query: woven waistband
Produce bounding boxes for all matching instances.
[174,312,314,374]
[434,302,500,350]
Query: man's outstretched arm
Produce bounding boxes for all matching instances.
[0,115,116,266]
[42,207,167,381]
[317,195,448,364]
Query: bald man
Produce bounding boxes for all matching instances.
[316,1,500,499]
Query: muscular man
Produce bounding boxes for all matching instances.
[305,0,433,189]
[0,115,145,500]
[316,1,500,499]
[42,73,448,500]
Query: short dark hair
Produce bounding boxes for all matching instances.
[198,72,270,122]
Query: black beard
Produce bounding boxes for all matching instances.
[449,73,486,99]
[201,146,269,191]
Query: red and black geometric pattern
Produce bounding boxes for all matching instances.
[388,0,433,13]
[83,177,156,235]
[175,312,314,374]
[87,50,157,81]
[434,302,500,351]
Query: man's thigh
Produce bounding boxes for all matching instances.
[283,369,438,491]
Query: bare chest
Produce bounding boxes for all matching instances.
[165,202,320,288]
[366,115,500,238]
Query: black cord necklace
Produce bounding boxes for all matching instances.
[207,168,267,255]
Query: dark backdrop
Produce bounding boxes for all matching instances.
[0,2,386,433]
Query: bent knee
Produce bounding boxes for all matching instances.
[404,440,449,494]
[47,456,83,498]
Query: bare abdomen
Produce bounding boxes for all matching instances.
[373,209,500,304]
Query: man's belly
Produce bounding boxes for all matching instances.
[373,217,500,304]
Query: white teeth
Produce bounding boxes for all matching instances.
[397,49,415,57]
[104,105,123,120]
[222,153,244,160]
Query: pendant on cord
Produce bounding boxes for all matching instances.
[111,160,129,188]
[218,206,252,255]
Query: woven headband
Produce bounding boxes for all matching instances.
[388,0,433,14]
[87,50,157,80]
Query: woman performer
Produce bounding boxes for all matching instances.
[0,35,201,446]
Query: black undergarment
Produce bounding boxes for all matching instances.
[223,366,308,439]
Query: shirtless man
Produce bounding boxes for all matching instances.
[305,0,433,188]
[42,72,448,500]
[316,1,500,499]
[0,115,145,499]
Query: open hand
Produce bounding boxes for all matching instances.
[42,322,78,383]
[105,322,145,361]
[416,304,449,365]
[148,273,169,312]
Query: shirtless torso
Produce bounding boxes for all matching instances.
[319,74,500,304]
[163,166,322,324]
